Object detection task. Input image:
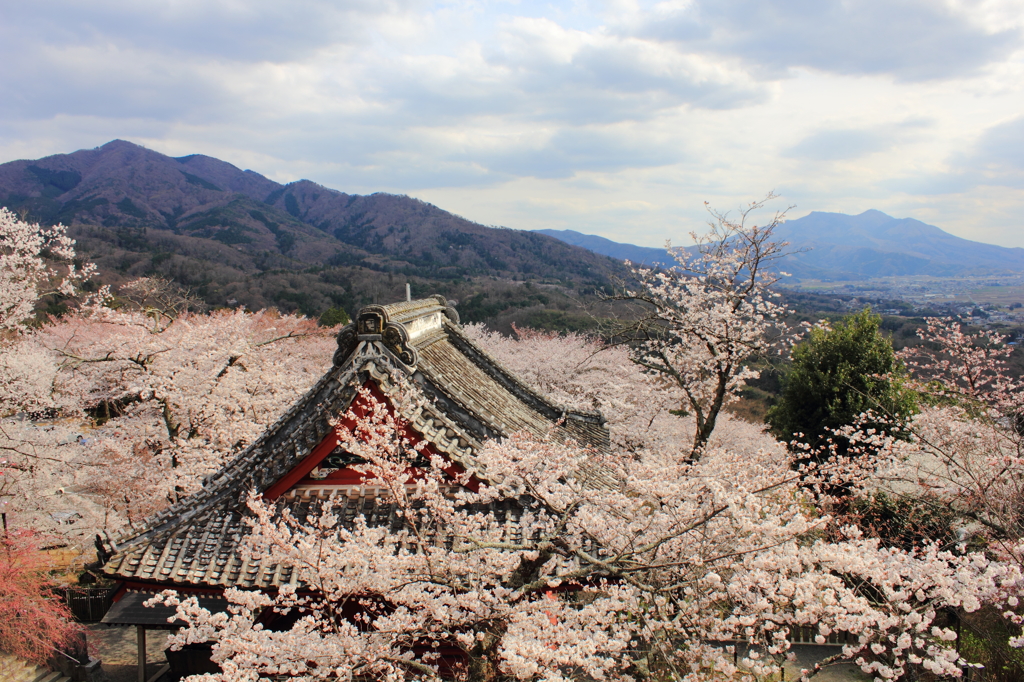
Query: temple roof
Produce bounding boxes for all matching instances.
[101,295,609,588]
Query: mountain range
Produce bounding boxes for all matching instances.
[0,140,623,323]
[6,139,1020,328]
[540,211,1024,280]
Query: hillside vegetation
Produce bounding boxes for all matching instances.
[0,140,625,324]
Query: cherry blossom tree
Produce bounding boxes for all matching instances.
[0,279,337,550]
[842,318,1024,557]
[0,209,88,670]
[782,316,1024,675]
[157,387,1024,682]
[898,317,1023,422]
[0,207,93,334]
[464,323,779,462]
[0,207,96,425]
[68,303,331,529]
[0,207,98,547]
[0,214,332,552]
[605,194,794,459]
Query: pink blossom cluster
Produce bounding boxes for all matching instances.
[3,207,1023,680]
[0,213,336,550]
[0,207,93,333]
[829,318,1024,563]
[159,387,1024,682]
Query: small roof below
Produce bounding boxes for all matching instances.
[101,591,228,628]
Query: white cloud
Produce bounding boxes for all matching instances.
[785,120,933,161]
[973,115,1024,175]
[635,0,1021,81]
[3,0,411,60]
[2,0,1024,248]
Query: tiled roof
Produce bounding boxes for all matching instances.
[102,295,609,588]
[101,590,228,627]
[103,484,540,589]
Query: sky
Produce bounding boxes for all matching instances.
[2,0,1024,249]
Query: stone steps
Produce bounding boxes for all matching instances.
[0,654,72,682]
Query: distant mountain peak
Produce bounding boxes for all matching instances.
[99,139,137,149]
[857,208,893,219]
[96,139,152,155]
[542,210,1024,281]
[772,210,1023,278]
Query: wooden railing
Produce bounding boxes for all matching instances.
[785,626,855,645]
[55,586,116,622]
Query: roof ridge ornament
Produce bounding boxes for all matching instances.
[339,297,462,368]
[382,323,417,366]
[356,305,418,366]
[431,294,461,325]
[333,323,358,367]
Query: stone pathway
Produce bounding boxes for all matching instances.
[786,644,870,682]
[84,624,170,682]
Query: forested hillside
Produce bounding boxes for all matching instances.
[0,140,625,324]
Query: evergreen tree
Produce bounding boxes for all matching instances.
[767,307,917,462]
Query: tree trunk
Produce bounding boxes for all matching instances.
[688,366,731,460]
